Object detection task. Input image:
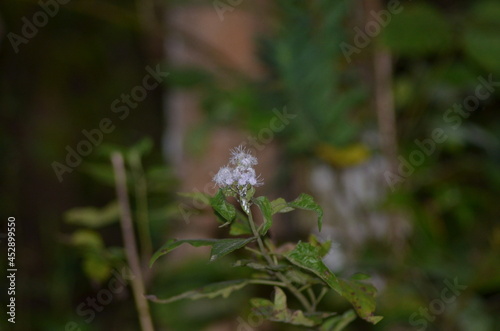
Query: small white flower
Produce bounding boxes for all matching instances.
[212,145,264,190]
[213,166,233,187]
[230,145,258,167]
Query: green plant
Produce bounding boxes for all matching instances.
[149,146,382,330]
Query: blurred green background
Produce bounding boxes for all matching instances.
[1,0,499,330]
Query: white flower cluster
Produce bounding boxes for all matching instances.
[213,145,263,189]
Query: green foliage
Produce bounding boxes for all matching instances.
[64,201,120,228]
[380,3,453,56]
[149,237,256,266]
[150,184,382,329]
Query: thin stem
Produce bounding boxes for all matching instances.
[314,287,329,309]
[307,288,316,307]
[248,279,287,288]
[112,153,154,331]
[245,246,263,257]
[246,209,313,312]
[129,152,153,273]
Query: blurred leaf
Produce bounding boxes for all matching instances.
[210,190,236,224]
[315,143,371,168]
[350,273,371,281]
[129,137,153,157]
[178,191,211,207]
[81,163,120,186]
[270,198,295,214]
[71,229,104,250]
[146,279,249,304]
[254,196,273,235]
[288,194,323,231]
[379,3,453,56]
[83,253,112,283]
[320,310,356,331]
[64,201,120,228]
[150,237,255,267]
[463,1,500,74]
[146,166,176,193]
[166,67,212,88]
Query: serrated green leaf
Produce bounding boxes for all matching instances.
[285,242,342,293]
[271,198,295,214]
[210,190,236,224]
[288,194,323,231]
[64,201,120,228]
[146,279,249,304]
[150,237,255,267]
[254,196,273,235]
[320,310,356,331]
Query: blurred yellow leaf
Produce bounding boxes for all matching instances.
[315,143,370,168]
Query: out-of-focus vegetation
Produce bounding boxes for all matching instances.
[0,0,499,330]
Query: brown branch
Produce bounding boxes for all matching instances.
[112,152,155,331]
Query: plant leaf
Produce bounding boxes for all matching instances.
[288,193,323,231]
[254,196,273,235]
[285,242,382,324]
[210,190,236,224]
[150,237,255,267]
[146,279,249,304]
[64,201,120,228]
[250,287,317,327]
[285,242,342,293]
[338,279,383,324]
[320,310,356,331]
[271,198,295,214]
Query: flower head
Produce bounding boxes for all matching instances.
[213,145,263,190]
[230,145,258,168]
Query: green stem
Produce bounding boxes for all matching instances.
[246,207,313,312]
[314,287,329,309]
[249,279,287,287]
